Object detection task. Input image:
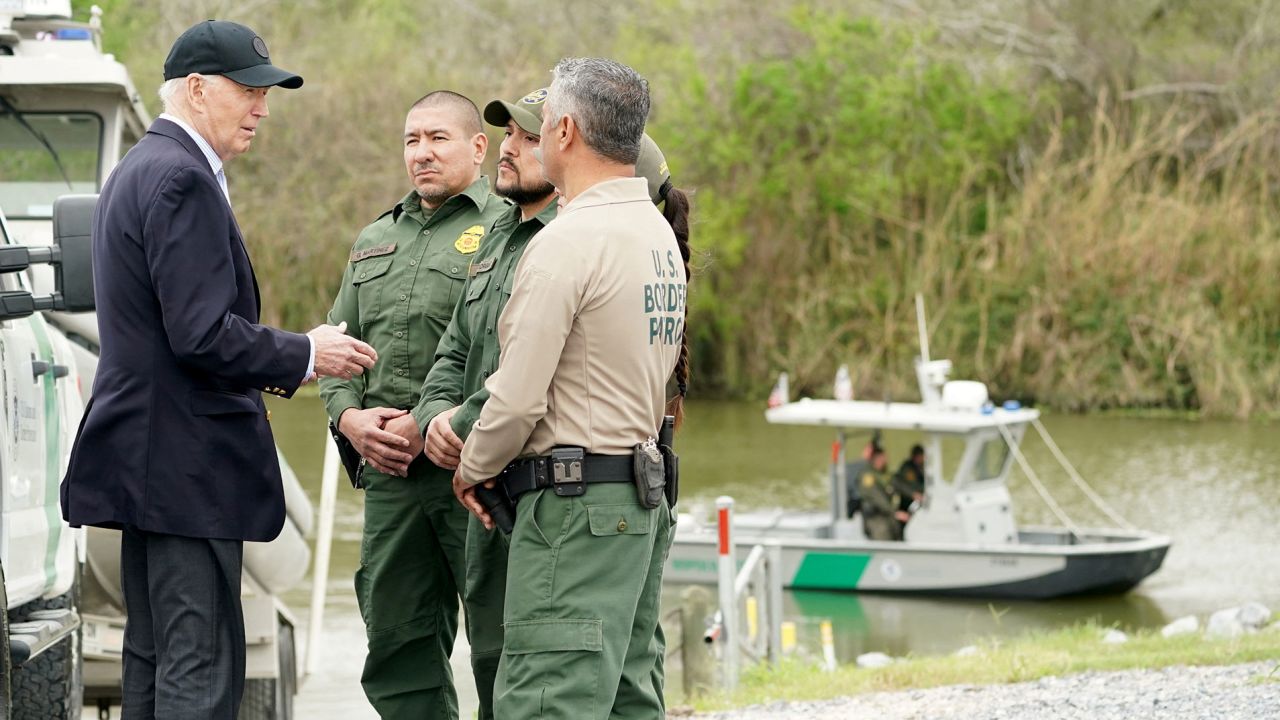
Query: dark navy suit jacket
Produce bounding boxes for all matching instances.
[61,119,310,542]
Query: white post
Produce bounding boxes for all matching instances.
[765,542,783,666]
[820,619,837,671]
[915,293,931,364]
[833,432,848,526]
[304,430,341,680]
[715,496,738,692]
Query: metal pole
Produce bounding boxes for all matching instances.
[715,496,738,692]
[820,619,837,671]
[916,292,931,363]
[765,542,783,666]
[304,429,341,680]
[832,432,848,527]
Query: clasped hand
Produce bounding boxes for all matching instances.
[339,408,420,477]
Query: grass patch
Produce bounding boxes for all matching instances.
[691,623,1280,711]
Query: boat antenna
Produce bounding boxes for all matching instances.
[915,293,930,363]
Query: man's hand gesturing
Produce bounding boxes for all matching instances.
[309,321,377,380]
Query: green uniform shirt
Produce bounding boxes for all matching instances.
[859,468,900,517]
[411,199,558,437]
[321,178,509,421]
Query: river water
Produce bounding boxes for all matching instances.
[264,396,1280,714]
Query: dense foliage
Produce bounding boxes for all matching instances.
[72,0,1280,417]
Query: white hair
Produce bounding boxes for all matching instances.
[158,74,220,112]
[157,77,184,112]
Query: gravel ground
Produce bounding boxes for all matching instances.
[692,662,1280,720]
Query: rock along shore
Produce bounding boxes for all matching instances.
[690,662,1280,720]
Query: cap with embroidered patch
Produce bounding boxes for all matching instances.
[164,20,303,89]
[484,87,547,136]
[635,133,671,204]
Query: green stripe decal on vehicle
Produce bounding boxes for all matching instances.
[29,316,61,589]
[791,552,871,590]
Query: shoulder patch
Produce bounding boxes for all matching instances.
[455,225,485,254]
[350,243,396,262]
[469,257,496,276]
[861,474,876,488]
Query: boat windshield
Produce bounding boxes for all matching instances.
[974,435,1011,481]
[0,111,102,219]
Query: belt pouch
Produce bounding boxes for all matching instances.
[633,441,666,510]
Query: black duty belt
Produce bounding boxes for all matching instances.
[499,447,633,502]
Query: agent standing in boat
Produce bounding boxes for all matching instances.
[845,435,881,518]
[320,91,508,718]
[893,443,926,515]
[860,447,910,540]
[452,57,686,719]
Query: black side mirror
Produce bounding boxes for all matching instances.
[52,194,96,312]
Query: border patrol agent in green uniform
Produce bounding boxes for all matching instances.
[893,444,926,514]
[319,91,508,719]
[453,58,688,720]
[861,448,908,541]
[409,87,557,720]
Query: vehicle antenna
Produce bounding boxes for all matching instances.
[915,293,930,363]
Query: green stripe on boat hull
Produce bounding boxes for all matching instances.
[791,552,870,590]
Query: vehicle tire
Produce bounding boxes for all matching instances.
[0,564,12,720]
[237,619,295,720]
[9,588,82,720]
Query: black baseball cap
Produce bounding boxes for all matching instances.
[163,20,303,89]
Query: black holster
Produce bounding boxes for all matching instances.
[328,422,365,489]
[659,415,679,508]
[474,483,516,534]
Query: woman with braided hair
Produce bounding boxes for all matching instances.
[635,133,694,429]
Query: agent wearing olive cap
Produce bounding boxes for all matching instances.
[319,90,507,718]
[397,84,684,718]
[61,20,379,719]
[453,58,691,720]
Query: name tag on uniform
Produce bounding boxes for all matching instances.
[350,243,396,262]
[469,258,495,276]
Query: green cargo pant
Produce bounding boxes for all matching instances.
[493,483,673,720]
[356,463,468,719]
[464,515,509,720]
[863,513,903,541]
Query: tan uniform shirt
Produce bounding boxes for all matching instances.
[457,177,685,485]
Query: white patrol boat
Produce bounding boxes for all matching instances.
[664,298,1170,599]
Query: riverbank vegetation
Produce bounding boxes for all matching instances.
[688,622,1280,711]
[75,0,1280,417]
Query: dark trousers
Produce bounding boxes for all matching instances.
[119,526,245,720]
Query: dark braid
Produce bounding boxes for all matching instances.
[662,186,692,429]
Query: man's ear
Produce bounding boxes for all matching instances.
[471,131,488,165]
[185,73,206,112]
[557,114,576,152]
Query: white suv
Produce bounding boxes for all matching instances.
[0,200,90,718]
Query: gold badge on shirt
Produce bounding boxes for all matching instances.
[455,225,484,254]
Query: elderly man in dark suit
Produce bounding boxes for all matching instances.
[60,20,381,719]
